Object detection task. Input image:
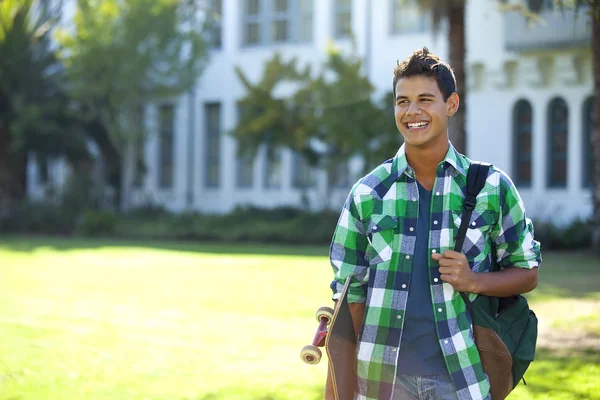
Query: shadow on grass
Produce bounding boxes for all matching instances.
[0,235,329,258]
[187,384,324,400]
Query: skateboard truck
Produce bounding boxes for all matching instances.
[300,306,334,364]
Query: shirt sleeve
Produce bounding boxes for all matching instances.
[491,170,542,270]
[329,191,370,304]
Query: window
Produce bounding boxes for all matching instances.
[241,0,313,46]
[390,0,429,34]
[527,0,553,13]
[264,146,282,188]
[333,0,351,39]
[235,105,254,188]
[331,161,350,188]
[512,100,533,187]
[133,104,146,188]
[547,97,569,188]
[206,0,222,49]
[158,104,174,189]
[292,152,315,188]
[37,157,49,185]
[204,103,221,188]
[583,96,595,188]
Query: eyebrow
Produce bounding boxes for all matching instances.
[396,93,437,100]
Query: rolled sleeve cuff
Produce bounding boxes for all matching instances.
[330,280,367,303]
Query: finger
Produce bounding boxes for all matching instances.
[437,258,459,268]
[438,266,458,276]
[440,274,456,284]
[442,250,466,260]
[431,252,443,261]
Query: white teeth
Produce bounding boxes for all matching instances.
[407,122,428,129]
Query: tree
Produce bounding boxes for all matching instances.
[232,46,400,209]
[410,0,468,155]
[56,0,210,210]
[0,0,90,216]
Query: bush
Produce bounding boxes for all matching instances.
[2,199,594,251]
[77,210,117,237]
[1,201,76,234]
[532,218,592,251]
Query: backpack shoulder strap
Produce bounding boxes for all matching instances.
[454,161,492,313]
[454,161,492,253]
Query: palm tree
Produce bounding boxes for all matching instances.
[0,0,61,214]
[0,0,90,216]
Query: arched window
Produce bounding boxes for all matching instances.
[513,99,533,187]
[547,97,569,188]
[583,96,595,188]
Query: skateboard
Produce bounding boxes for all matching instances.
[300,277,357,400]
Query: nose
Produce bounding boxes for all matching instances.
[406,102,421,116]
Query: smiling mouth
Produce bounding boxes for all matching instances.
[405,121,430,130]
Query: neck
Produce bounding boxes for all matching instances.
[405,141,449,190]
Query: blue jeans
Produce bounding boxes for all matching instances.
[393,374,459,400]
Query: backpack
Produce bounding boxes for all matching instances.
[454,162,538,400]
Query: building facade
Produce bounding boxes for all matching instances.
[28,0,594,225]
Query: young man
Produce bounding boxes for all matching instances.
[326,47,541,400]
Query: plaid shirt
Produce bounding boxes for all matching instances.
[329,142,541,400]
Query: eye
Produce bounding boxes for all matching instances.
[421,98,432,103]
[397,100,408,105]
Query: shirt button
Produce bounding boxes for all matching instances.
[397,315,402,319]
[412,198,417,201]
[402,284,407,289]
[432,249,437,253]
[436,192,440,196]
[409,227,414,232]
[434,278,439,283]
[437,308,443,313]
[444,340,449,344]
[471,222,476,226]
[433,220,438,225]
[392,348,397,352]
[373,225,378,230]
[405,255,410,259]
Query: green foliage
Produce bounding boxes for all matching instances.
[56,0,210,144]
[77,210,117,236]
[533,218,593,251]
[55,0,210,209]
[231,45,401,181]
[0,0,90,209]
[233,53,313,161]
[1,200,76,234]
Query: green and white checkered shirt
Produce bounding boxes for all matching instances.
[329,142,541,400]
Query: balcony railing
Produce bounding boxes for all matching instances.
[504,6,592,52]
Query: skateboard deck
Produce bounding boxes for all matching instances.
[325,277,357,400]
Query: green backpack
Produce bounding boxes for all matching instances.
[455,162,538,399]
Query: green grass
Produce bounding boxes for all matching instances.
[0,236,599,399]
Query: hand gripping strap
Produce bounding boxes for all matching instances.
[454,161,491,313]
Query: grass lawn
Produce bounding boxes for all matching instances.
[0,236,599,400]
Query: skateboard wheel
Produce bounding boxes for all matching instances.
[300,344,322,365]
[315,306,335,324]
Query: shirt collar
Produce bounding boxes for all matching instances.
[391,141,468,180]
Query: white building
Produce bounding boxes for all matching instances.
[29,0,594,226]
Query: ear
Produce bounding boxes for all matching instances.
[446,93,460,117]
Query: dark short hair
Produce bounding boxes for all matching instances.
[392,46,457,101]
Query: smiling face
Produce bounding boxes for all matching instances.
[394,75,459,151]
